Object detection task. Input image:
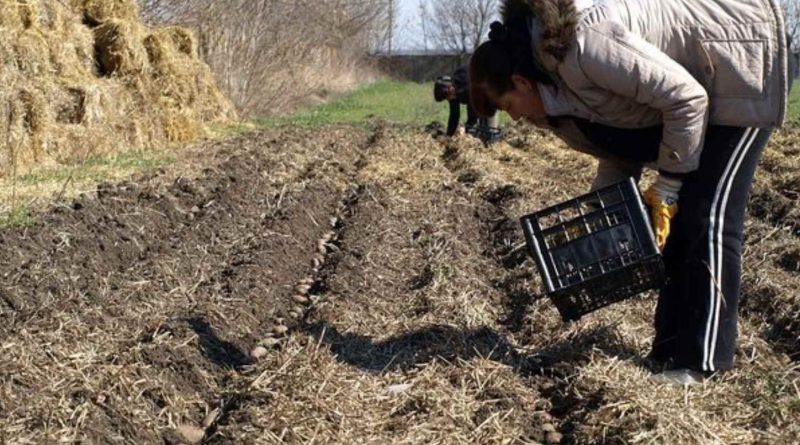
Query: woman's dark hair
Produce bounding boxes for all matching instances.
[470,19,553,117]
[433,77,453,102]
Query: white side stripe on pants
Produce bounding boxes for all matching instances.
[704,128,759,372]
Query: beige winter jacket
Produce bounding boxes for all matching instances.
[509,0,788,174]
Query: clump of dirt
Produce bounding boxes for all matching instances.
[484,184,522,206]
[425,120,445,138]
[778,176,800,200]
[749,188,799,232]
[457,168,481,185]
[778,248,800,272]
[502,122,553,150]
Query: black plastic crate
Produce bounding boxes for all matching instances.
[520,178,666,321]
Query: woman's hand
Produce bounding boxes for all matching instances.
[643,175,682,250]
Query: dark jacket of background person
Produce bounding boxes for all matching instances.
[447,66,479,136]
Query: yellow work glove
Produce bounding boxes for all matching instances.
[643,175,682,251]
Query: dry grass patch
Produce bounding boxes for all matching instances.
[236,335,546,444]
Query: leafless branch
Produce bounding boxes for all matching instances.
[138,0,392,116]
[420,0,498,55]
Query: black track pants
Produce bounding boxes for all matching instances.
[573,120,774,372]
[652,126,773,372]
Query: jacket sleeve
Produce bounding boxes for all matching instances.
[446,100,460,136]
[591,158,643,191]
[453,66,469,97]
[575,24,709,174]
[466,103,478,127]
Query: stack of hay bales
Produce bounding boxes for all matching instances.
[0,0,234,176]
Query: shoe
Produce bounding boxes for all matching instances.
[649,368,707,387]
[644,350,674,371]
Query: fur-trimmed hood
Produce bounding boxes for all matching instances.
[501,0,578,61]
[498,0,789,170]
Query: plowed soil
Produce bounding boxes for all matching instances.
[0,122,798,445]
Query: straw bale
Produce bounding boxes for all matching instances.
[0,0,232,175]
[30,0,66,31]
[38,0,62,30]
[51,85,85,125]
[76,0,138,25]
[17,87,49,135]
[143,29,235,122]
[143,31,176,74]
[0,1,24,30]
[124,74,155,106]
[146,29,199,77]
[0,0,68,31]
[93,19,149,76]
[47,120,114,163]
[199,78,235,121]
[43,80,138,163]
[48,25,95,77]
[7,86,50,165]
[77,84,103,124]
[188,62,235,120]
[14,28,53,75]
[17,0,37,29]
[25,1,93,78]
[0,91,13,171]
[0,33,15,73]
[164,26,197,58]
[111,77,158,143]
[161,106,203,142]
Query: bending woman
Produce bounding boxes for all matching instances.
[470,0,788,385]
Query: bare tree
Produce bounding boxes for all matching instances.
[420,0,498,55]
[362,0,397,54]
[419,2,430,51]
[138,0,392,116]
[388,0,394,54]
[783,0,800,49]
[138,0,196,25]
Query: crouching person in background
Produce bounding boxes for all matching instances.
[434,66,502,145]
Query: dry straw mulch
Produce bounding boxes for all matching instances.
[0,122,797,444]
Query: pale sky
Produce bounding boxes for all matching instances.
[395,0,425,51]
[393,0,498,52]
